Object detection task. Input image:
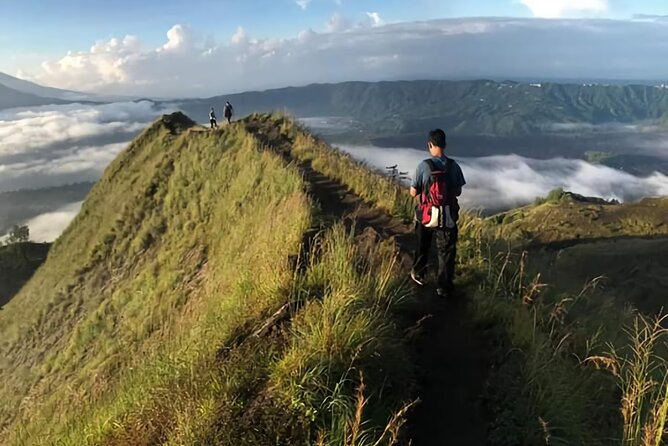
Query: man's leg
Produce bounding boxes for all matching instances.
[412,223,433,279]
[436,228,458,292]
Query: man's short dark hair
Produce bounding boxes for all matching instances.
[428,129,447,149]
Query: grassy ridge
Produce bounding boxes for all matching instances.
[264,113,668,445]
[249,112,414,221]
[490,195,668,244]
[1,113,414,445]
[3,111,666,445]
[456,216,668,444]
[1,113,310,442]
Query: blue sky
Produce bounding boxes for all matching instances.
[2,0,666,63]
[3,0,668,95]
[0,0,510,60]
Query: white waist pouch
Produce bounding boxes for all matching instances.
[424,205,456,229]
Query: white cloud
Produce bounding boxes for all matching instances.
[520,0,609,18]
[0,142,127,191]
[0,101,170,192]
[161,24,194,52]
[24,201,83,242]
[335,145,668,211]
[326,12,352,32]
[366,12,385,28]
[0,101,157,157]
[296,0,311,10]
[231,26,247,45]
[18,17,668,97]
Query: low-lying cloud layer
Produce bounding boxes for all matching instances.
[17,17,668,97]
[0,101,166,192]
[338,145,668,211]
[24,201,83,243]
[14,139,668,242]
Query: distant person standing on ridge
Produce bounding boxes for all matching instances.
[224,101,234,124]
[209,107,218,129]
[410,129,466,298]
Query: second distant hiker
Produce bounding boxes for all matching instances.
[209,107,218,129]
[224,101,234,124]
[409,129,466,298]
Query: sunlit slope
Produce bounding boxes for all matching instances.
[490,192,668,244]
[487,190,668,314]
[0,113,311,441]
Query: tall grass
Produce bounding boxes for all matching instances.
[246,113,661,445]
[1,116,312,443]
[252,113,415,221]
[458,214,667,445]
[459,236,603,444]
[271,224,413,445]
[1,114,415,445]
[4,112,664,445]
[262,113,668,445]
[588,315,668,446]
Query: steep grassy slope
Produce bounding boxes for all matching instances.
[277,113,668,445]
[3,111,666,446]
[490,194,668,244]
[0,113,412,445]
[0,112,310,440]
[487,191,668,316]
[467,190,668,444]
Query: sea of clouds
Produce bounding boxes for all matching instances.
[0,101,166,192]
[0,100,172,242]
[4,103,668,242]
[337,145,668,212]
[16,140,668,242]
[25,201,84,243]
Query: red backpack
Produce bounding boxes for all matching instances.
[419,158,457,229]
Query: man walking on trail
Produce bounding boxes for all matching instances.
[410,129,466,298]
[224,101,234,124]
[209,107,218,129]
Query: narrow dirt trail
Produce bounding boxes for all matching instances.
[245,118,490,446]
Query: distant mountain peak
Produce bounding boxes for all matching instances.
[0,71,89,101]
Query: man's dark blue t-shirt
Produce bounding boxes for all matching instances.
[411,156,466,195]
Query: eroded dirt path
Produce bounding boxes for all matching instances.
[245,117,490,446]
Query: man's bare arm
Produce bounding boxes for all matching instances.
[410,186,418,198]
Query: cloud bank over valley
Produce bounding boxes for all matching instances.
[338,145,668,211]
[25,201,83,243]
[0,101,167,192]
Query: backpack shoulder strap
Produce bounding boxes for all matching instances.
[419,160,435,206]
